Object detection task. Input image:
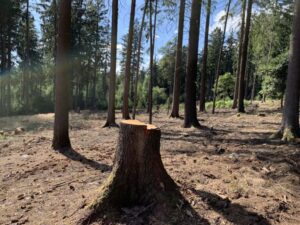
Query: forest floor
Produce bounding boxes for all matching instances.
[0,101,300,225]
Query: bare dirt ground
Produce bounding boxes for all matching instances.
[0,101,299,225]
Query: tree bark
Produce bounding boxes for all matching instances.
[237,0,253,113]
[52,0,58,103]
[52,0,72,150]
[148,0,158,124]
[122,0,136,119]
[23,0,30,113]
[132,0,149,119]
[184,0,202,128]
[212,0,232,114]
[0,24,6,116]
[7,32,12,115]
[78,120,177,224]
[92,4,100,108]
[232,0,246,109]
[277,0,300,141]
[250,72,256,103]
[170,0,185,118]
[104,0,118,127]
[199,0,211,112]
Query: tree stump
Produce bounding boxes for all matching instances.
[79,120,177,224]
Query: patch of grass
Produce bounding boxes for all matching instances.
[0,133,7,141]
[142,99,252,113]
[206,99,250,110]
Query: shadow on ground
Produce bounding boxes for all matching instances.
[191,189,271,225]
[58,148,111,172]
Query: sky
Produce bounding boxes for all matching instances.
[31,0,242,71]
[117,0,241,52]
[115,0,241,70]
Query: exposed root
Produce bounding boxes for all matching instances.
[102,121,119,128]
[77,187,190,225]
[170,113,183,119]
[183,119,201,129]
[271,127,299,142]
[282,128,296,142]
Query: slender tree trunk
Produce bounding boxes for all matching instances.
[244,59,250,98]
[232,0,246,109]
[104,0,118,127]
[237,0,253,113]
[277,0,300,141]
[85,70,90,107]
[52,0,58,103]
[0,26,6,74]
[170,0,185,118]
[92,55,98,108]
[132,0,148,119]
[148,0,158,124]
[250,72,256,103]
[184,0,202,128]
[7,33,12,115]
[92,2,101,109]
[0,26,6,116]
[148,0,153,121]
[199,0,211,112]
[212,0,232,114]
[52,0,72,150]
[23,0,30,113]
[280,95,284,109]
[92,12,99,107]
[122,0,136,119]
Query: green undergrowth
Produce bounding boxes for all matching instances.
[206,99,250,110]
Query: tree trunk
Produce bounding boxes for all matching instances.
[237,0,253,113]
[132,0,148,119]
[52,0,72,150]
[104,0,118,127]
[122,0,136,119]
[277,0,300,141]
[25,0,30,112]
[52,0,58,103]
[7,33,12,115]
[85,70,90,107]
[78,120,177,224]
[170,0,185,118]
[199,0,211,112]
[250,72,256,103]
[212,0,232,114]
[148,0,158,124]
[0,25,6,74]
[245,59,251,99]
[0,25,5,116]
[184,0,202,128]
[232,0,246,109]
[92,8,99,108]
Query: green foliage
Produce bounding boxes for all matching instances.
[215,73,235,100]
[206,28,224,98]
[116,83,125,109]
[259,51,288,99]
[0,0,295,117]
[206,99,250,110]
[251,1,292,100]
[156,39,187,102]
[153,86,168,106]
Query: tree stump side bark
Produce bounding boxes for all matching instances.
[79,120,177,224]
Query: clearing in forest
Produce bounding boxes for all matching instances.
[0,102,299,225]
